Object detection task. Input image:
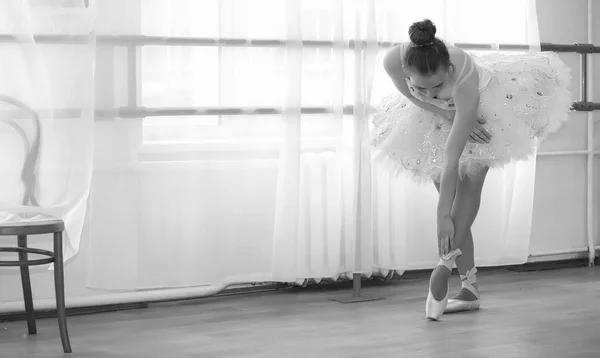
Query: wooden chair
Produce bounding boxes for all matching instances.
[0,95,71,354]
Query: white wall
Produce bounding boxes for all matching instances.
[530,0,599,256]
[0,0,598,311]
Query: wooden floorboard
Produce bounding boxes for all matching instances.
[2,266,600,357]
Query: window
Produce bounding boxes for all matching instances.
[133,0,537,148]
[139,0,365,147]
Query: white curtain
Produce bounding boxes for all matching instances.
[87,0,540,291]
[271,0,380,283]
[0,0,95,263]
[274,0,541,283]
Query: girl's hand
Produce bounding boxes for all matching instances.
[468,121,492,144]
[437,215,455,256]
[447,114,491,144]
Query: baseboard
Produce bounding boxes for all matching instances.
[505,258,592,272]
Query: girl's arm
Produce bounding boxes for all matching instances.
[383,46,456,120]
[436,61,480,220]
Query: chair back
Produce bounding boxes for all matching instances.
[0,95,41,206]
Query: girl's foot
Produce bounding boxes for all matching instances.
[426,249,462,321]
[445,267,480,313]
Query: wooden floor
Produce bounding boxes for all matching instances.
[2,266,600,358]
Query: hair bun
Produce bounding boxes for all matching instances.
[409,19,436,46]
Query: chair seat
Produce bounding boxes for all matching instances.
[0,212,64,236]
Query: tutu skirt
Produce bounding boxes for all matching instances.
[370,52,572,183]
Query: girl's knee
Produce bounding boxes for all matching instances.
[451,193,483,231]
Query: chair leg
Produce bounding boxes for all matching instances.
[17,235,36,335]
[53,231,72,353]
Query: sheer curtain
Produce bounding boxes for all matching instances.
[87,0,541,291]
[271,0,383,283]
[0,0,95,263]
[273,0,541,283]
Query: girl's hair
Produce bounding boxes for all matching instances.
[404,19,452,75]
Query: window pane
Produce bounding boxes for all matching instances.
[142,0,219,38]
[302,48,356,107]
[144,116,220,144]
[29,0,87,8]
[220,115,285,141]
[142,114,343,145]
[141,0,286,39]
[140,45,363,109]
[141,47,218,107]
[373,0,444,43]
[301,114,341,141]
[300,0,337,42]
[220,48,286,107]
[221,0,286,39]
[442,0,533,44]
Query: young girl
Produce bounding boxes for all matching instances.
[370,19,572,321]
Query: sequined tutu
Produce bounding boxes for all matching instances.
[370,52,572,183]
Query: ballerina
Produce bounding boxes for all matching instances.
[370,19,572,320]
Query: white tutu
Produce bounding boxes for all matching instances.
[370,51,573,183]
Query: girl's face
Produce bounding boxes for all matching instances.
[407,68,449,99]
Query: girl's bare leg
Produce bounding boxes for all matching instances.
[429,167,488,317]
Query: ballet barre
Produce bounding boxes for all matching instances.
[1,34,600,115]
[541,42,597,111]
[0,33,597,54]
[0,101,598,121]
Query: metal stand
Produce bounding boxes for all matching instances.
[329,273,385,304]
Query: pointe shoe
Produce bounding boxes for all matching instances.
[425,249,462,321]
[426,278,450,321]
[445,296,480,313]
[445,267,480,314]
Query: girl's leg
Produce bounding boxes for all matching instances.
[449,229,479,302]
[427,167,488,319]
[446,168,488,312]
